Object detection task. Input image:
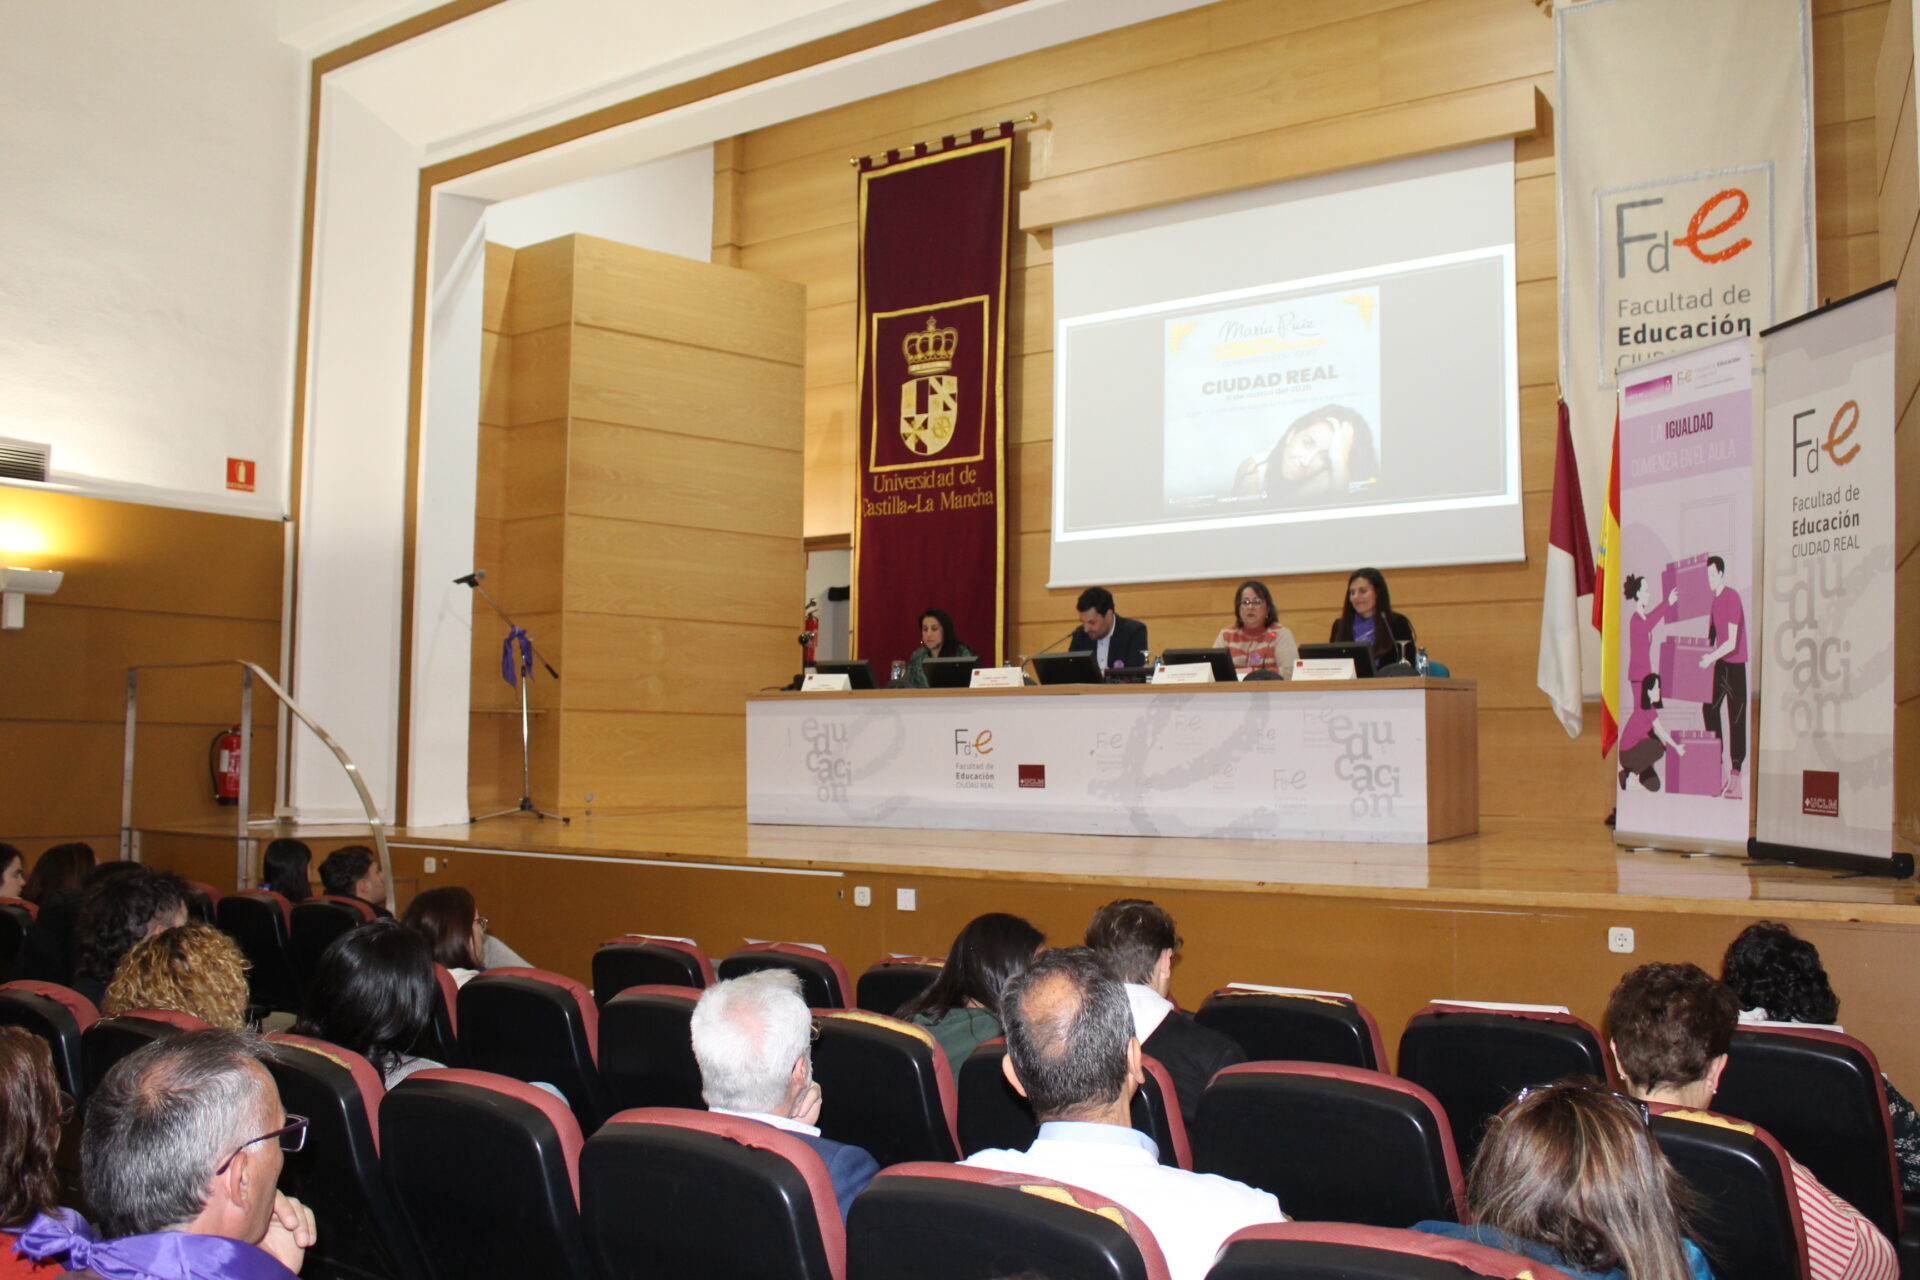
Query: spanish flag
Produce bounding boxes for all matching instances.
[1592,406,1622,756]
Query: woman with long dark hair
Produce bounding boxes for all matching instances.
[0,1027,69,1275]
[259,838,313,903]
[402,886,531,986]
[1330,567,1416,668]
[292,920,441,1087]
[902,608,975,688]
[1416,1080,1712,1280]
[20,844,92,908]
[898,912,1045,1080]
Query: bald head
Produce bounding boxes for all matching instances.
[1001,947,1134,1122]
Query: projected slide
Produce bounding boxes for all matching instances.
[1161,286,1382,513]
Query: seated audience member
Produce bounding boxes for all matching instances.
[898,912,1046,1080]
[10,843,97,984]
[317,845,392,918]
[292,920,442,1088]
[1608,963,1895,1280]
[902,607,976,688]
[1722,921,1919,1194]
[963,948,1283,1280]
[69,868,190,1008]
[17,1030,316,1279]
[1414,1080,1713,1280]
[401,886,531,986]
[1069,587,1150,672]
[0,845,24,901]
[0,1028,68,1276]
[1213,580,1299,675]
[258,839,312,904]
[1329,567,1416,668]
[103,924,251,1031]
[1084,899,1243,1128]
[689,968,879,1220]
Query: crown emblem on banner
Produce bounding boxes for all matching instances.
[904,316,958,375]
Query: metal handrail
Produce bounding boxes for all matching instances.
[121,660,391,907]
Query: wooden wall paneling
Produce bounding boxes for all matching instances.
[572,235,806,365]
[736,223,858,310]
[562,616,798,716]
[3,722,277,839]
[1815,3,1891,127]
[564,421,802,538]
[1008,352,1052,446]
[563,517,798,624]
[6,609,280,725]
[558,711,747,811]
[506,324,572,426]
[1874,0,1914,174]
[568,326,805,450]
[479,331,512,428]
[1816,119,1881,241]
[500,237,573,336]
[1896,555,1920,706]
[804,382,856,537]
[502,418,570,519]
[1477,708,1612,820]
[805,303,856,391]
[1374,0,1553,103]
[483,242,514,333]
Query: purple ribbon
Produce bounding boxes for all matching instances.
[17,1210,295,1280]
[501,626,532,686]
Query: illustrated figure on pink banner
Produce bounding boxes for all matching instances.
[1623,573,1678,688]
[1619,674,1688,792]
[1697,555,1748,800]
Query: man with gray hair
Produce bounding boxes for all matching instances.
[963,947,1282,1280]
[689,967,879,1220]
[17,1029,317,1278]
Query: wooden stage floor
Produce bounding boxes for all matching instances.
[200,809,1920,925]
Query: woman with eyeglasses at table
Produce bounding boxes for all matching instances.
[0,1027,72,1275]
[1414,1080,1716,1280]
[1213,580,1299,677]
[402,886,531,987]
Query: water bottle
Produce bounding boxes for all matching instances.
[1415,647,1431,677]
[889,659,906,686]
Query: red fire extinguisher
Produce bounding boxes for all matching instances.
[802,598,820,665]
[209,726,242,806]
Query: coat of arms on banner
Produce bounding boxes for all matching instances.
[900,316,959,456]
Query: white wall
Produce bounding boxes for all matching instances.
[0,2,304,518]
[485,149,716,258]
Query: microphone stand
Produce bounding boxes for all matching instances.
[457,572,568,824]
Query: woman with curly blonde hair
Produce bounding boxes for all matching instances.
[101,923,250,1030]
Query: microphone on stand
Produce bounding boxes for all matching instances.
[1030,627,1079,658]
[453,571,485,587]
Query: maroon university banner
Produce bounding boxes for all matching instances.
[853,126,1010,677]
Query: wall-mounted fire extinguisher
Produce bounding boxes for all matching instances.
[802,597,820,665]
[209,726,242,806]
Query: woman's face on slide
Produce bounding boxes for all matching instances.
[920,614,944,650]
[1348,576,1377,617]
[1238,590,1267,631]
[1279,420,1334,480]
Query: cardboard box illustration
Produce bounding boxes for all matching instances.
[1659,635,1716,703]
[1666,728,1724,796]
[1663,554,1713,622]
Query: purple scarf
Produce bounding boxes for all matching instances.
[17,1210,295,1280]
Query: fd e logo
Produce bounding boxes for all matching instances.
[953,729,994,756]
[1791,400,1861,477]
[1615,188,1753,276]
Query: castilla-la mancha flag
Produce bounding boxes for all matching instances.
[1538,400,1595,737]
[852,126,1011,679]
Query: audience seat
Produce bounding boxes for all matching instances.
[718,943,852,1009]
[581,1107,845,1280]
[848,1162,1172,1280]
[289,896,377,992]
[1648,1102,1808,1280]
[811,1008,960,1167]
[1207,1222,1579,1280]
[591,935,716,1005]
[956,1039,1187,1168]
[0,897,37,974]
[264,1033,427,1280]
[458,966,613,1130]
[854,956,942,1016]
[1194,1062,1462,1228]
[598,985,705,1112]
[1195,988,1387,1070]
[83,1009,211,1098]
[382,1068,594,1280]
[216,890,300,1014]
[182,879,222,923]
[1396,1003,1612,1164]
[1711,1024,1904,1242]
[0,979,96,1099]
[414,963,464,1068]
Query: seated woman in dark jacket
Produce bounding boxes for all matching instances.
[1330,567,1415,668]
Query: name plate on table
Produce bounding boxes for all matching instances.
[1152,662,1215,685]
[970,666,1025,689]
[1292,658,1357,682]
[801,672,852,692]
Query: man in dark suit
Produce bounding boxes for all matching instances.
[689,967,879,1219]
[1086,898,1244,1130]
[1068,586,1150,671]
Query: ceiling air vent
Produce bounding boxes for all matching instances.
[0,438,50,483]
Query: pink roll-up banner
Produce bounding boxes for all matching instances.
[1614,337,1755,854]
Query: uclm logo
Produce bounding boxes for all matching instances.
[1018,764,1046,789]
[1802,771,1839,818]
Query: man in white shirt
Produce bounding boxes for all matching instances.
[962,947,1283,1280]
[689,967,879,1220]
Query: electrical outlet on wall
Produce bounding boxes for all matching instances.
[853,886,872,907]
[1608,926,1635,954]
[896,888,916,911]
